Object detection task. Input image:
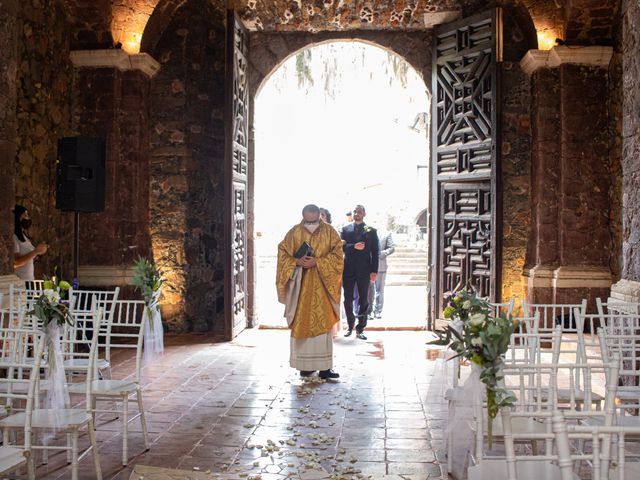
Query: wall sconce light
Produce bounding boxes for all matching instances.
[536,30,556,51]
[122,31,143,54]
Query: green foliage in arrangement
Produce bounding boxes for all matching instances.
[430,288,521,446]
[132,257,164,309]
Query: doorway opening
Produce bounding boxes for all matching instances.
[254,40,431,330]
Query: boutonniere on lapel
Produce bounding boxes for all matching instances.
[358,225,372,242]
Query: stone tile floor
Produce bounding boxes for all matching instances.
[35,329,450,480]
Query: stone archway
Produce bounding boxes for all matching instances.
[136,2,540,333]
[246,33,434,326]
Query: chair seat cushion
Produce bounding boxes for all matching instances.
[63,358,110,370]
[583,415,640,431]
[468,460,576,480]
[68,379,139,395]
[0,409,91,429]
[0,379,52,393]
[476,416,548,437]
[0,446,26,475]
[533,387,604,403]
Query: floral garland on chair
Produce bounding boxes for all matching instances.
[30,277,73,327]
[28,275,74,431]
[430,288,520,445]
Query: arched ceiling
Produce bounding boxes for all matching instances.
[234,0,463,31]
[60,0,620,52]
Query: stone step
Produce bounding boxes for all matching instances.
[389,254,427,258]
[386,280,428,287]
[386,270,428,276]
[387,263,428,268]
[390,257,428,262]
[394,247,427,253]
[387,263,427,269]
[387,274,428,281]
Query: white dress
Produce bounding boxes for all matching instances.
[13,234,35,281]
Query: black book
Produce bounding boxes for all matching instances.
[294,241,313,259]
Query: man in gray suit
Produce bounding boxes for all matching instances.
[369,230,395,319]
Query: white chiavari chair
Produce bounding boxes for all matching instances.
[0,328,45,479]
[510,311,541,335]
[574,310,640,366]
[524,300,587,336]
[62,307,109,382]
[597,298,640,316]
[490,298,516,318]
[469,357,620,479]
[596,326,640,427]
[554,410,640,480]
[8,285,40,321]
[69,288,120,319]
[0,307,23,330]
[471,362,556,464]
[23,280,45,292]
[69,299,149,465]
[66,288,120,380]
[503,321,557,383]
[0,313,103,480]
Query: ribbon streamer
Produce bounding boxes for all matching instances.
[43,322,71,442]
[143,289,164,364]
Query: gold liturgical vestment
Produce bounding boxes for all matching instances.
[276,221,344,339]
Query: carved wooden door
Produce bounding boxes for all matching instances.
[431,9,503,317]
[224,10,249,340]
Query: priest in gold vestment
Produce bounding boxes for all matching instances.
[276,204,344,379]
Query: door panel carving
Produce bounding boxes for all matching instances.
[431,9,502,316]
[225,11,249,339]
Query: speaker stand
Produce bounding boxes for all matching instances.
[73,211,80,289]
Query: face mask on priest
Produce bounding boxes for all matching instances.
[304,221,320,233]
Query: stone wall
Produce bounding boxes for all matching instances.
[237,0,460,31]
[564,0,620,46]
[14,0,75,280]
[620,0,640,282]
[608,50,623,281]
[526,61,616,308]
[558,65,610,268]
[499,6,535,308]
[72,68,151,268]
[0,0,19,277]
[529,68,560,269]
[147,0,226,331]
[68,0,114,49]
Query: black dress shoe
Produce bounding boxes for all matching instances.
[300,370,315,377]
[344,330,353,337]
[319,369,340,380]
[356,332,367,340]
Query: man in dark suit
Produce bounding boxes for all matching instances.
[341,204,379,340]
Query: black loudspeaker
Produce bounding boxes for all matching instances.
[56,137,106,212]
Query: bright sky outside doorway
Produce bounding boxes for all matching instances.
[255,41,430,329]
